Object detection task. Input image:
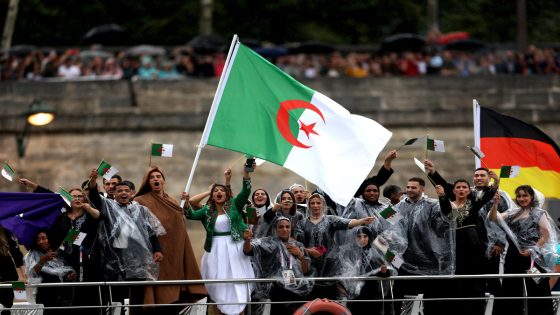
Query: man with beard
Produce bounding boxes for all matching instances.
[102,174,122,199]
[390,177,454,315]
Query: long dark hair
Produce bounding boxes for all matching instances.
[276,190,297,216]
[251,188,271,208]
[515,185,538,208]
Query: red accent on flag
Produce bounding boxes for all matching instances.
[481,137,560,172]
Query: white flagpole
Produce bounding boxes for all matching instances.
[180,34,240,208]
[473,99,481,168]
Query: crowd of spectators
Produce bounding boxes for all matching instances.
[1,43,559,82]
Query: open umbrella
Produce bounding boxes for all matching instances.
[187,34,227,54]
[381,33,425,52]
[80,50,113,60]
[4,45,36,57]
[254,46,288,58]
[125,45,166,56]
[289,41,335,54]
[444,39,486,51]
[83,24,125,45]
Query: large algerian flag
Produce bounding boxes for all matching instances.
[200,37,392,206]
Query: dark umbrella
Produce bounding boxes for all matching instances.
[444,39,486,51]
[241,39,262,49]
[125,45,166,56]
[4,45,36,57]
[381,33,425,52]
[254,46,289,58]
[187,34,227,54]
[83,24,125,45]
[289,41,335,54]
[80,50,113,60]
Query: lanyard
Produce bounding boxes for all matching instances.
[279,244,293,269]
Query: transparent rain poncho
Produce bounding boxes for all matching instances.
[25,249,76,282]
[386,196,455,275]
[328,226,396,299]
[478,189,513,256]
[294,195,351,278]
[340,197,391,244]
[249,219,314,299]
[496,205,559,272]
[96,196,166,280]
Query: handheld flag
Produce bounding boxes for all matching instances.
[385,250,404,268]
[500,165,521,178]
[2,162,15,181]
[151,143,173,157]
[474,100,560,198]
[199,37,392,206]
[378,205,403,225]
[467,146,485,159]
[57,187,73,207]
[11,282,26,301]
[96,160,118,181]
[427,137,445,152]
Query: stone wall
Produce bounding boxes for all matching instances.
[1,76,559,259]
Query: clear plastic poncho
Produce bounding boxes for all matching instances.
[478,189,512,257]
[97,196,166,280]
[24,249,75,282]
[249,230,314,298]
[497,206,559,272]
[340,197,391,244]
[328,226,396,299]
[387,196,455,275]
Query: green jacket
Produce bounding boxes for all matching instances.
[184,178,251,252]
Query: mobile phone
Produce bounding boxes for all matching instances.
[245,158,255,172]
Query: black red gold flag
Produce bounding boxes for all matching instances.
[474,100,560,198]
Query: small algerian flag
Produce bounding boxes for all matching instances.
[427,138,445,152]
[57,187,73,207]
[151,143,174,157]
[200,38,392,206]
[1,162,15,181]
[97,160,119,181]
[467,146,485,159]
[500,165,521,178]
[385,250,404,268]
[11,281,26,301]
[402,137,425,146]
[378,205,402,225]
[414,157,426,173]
[373,236,389,254]
[63,229,80,243]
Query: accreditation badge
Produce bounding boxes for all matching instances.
[282,269,296,287]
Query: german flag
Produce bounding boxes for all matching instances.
[474,101,560,198]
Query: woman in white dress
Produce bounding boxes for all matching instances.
[183,163,256,315]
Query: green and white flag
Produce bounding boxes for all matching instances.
[500,165,521,178]
[378,205,402,225]
[11,282,26,301]
[467,146,485,159]
[427,137,445,152]
[402,137,426,147]
[151,143,173,157]
[385,249,404,268]
[96,160,118,181]
[201,38,392,206]
[57,187,73,207]
[1,162,15,181]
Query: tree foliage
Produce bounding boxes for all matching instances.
[0,0,558,46]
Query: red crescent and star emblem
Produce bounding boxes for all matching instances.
[275,100,326,149]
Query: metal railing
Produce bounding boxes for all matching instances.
[2,273,560,315]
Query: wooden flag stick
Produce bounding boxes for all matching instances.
[230,155,245,169]
[149,143,153,167]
